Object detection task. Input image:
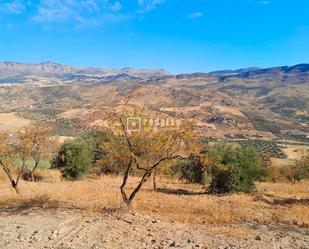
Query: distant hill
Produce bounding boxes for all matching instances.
[0,62,308,141]
[209,67,261,75]
[209,64,309,76]
[0,61,171,83]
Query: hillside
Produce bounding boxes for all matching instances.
[0,62,308,249]
[0,62,308,142]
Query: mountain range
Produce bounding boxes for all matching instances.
[0,61,308,142]
[0,61,170,84]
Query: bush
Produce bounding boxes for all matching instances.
[21,169,43,182]
[171,155,206,184]
[256,167,269,182]
[280,152,309,184]
[51,137,98,180]
[206,143,265,193]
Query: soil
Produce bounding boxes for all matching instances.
[0,208,308,249]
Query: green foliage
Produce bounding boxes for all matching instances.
[51,136,98,180]
[171,155,206,184]
[280,152,309,184]
[17,108,63,121]
[46,118,86,137]
[256,167,269,182]
[206,143,265,193]
[237,140,286,159]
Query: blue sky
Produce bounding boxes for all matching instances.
[0,0,308,73]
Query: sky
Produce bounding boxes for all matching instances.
[0,0,308,73]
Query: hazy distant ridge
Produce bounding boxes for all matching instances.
[0,61,171,79]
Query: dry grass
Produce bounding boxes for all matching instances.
[0,171,308,227]
[256,181,309,199]
[0,112,32,131]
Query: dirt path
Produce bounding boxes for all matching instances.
[0,208,308,249]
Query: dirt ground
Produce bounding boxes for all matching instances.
[0,208,308,249]
[0,175,308,249]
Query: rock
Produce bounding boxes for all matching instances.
[255,235,263,241]
[253,195,273,204]
[254,224,268,231]
[169,241,176,247]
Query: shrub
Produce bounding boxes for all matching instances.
[256,167,269,182]
[206,143,265,193]
[51,137,98,180]
[22,169,44,182]
[171,155,206,184]
[280,152,309,184]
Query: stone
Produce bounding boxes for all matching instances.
[255,235,263,241]
[169,241,176,247]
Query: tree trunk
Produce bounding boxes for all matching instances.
[11,180,20,194]
[120,159,132,204]
[30,171,34,182]
[121,168,152,208]
[153,168,157,191]
[1,164,21,194]
[31,160,40,182]
[120,155,180,206]
[128,170,152,204]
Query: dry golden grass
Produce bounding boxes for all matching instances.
[0,112,32,131]
[256,181,309,199]
[0,168,60,182]
[0,171,308,227]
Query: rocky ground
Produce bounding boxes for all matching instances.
[0,208,308,249]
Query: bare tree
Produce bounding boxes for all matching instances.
[0,132,24,193]
[0,126,56,193]
[97,88,201,207]
[23,125,55,181]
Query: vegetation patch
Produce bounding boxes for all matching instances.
[236,139,286,159]
[205,143,266,194]
[243,112,282,134]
